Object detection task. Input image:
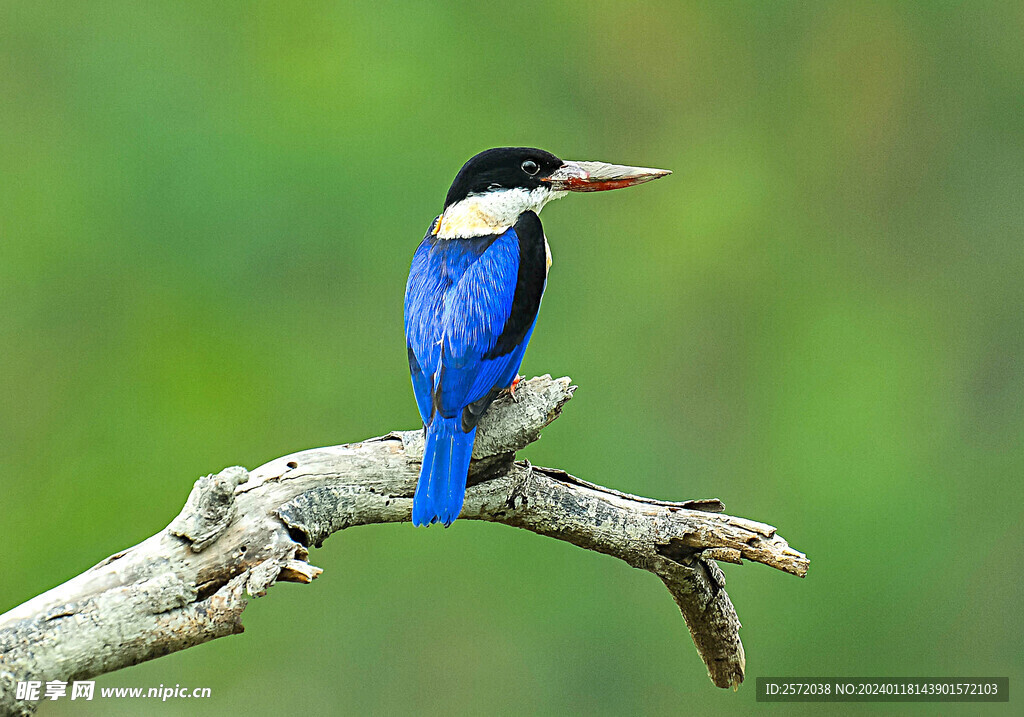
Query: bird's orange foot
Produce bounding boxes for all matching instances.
[507,375,523,403]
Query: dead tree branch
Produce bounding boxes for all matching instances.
[0,376,807,715]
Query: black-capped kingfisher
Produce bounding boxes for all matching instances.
[404,147,670,526]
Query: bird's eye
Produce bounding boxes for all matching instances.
[521,160,540,176]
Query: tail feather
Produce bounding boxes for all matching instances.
[412,416,476,527]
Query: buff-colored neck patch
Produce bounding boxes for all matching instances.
[434,196,509,239]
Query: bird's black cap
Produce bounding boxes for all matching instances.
[444,147,564,209]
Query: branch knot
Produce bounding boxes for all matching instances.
[169,466,250,551]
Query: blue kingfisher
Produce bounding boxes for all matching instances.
[404,147,670,526]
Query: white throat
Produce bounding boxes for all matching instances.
[434,186,566,239]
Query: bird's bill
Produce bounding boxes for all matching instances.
[542,161,671,192]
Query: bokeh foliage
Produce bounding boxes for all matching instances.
[2,2,1021,714]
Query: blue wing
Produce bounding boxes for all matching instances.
[436,233,521,416]
[404,217,543,429]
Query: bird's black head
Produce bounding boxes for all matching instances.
[443,147,564,209]
[432,147,671,239]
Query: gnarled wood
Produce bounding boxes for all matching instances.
[0,375,807,715]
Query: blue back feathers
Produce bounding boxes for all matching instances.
[404,213,547,526]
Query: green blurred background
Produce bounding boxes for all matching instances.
[2,1,1021,714]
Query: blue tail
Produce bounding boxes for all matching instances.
[412,416,476,527]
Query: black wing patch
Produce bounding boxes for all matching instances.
[483,211,547,360]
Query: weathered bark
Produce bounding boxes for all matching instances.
[0,376,807,715]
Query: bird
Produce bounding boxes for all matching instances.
[404,147,670,526]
